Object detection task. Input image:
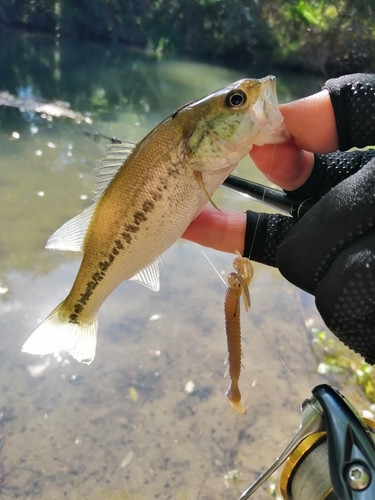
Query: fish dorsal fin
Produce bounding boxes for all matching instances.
[130,259,161,291]
[46,203,97,252]
[94,140,137,201]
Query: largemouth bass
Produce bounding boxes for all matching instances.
[22,76,288,364]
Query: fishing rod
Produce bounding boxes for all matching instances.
[79,129,123,145]
[222,175,318,220]
[239,384,375,500]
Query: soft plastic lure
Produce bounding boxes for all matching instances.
[224,250,254,414]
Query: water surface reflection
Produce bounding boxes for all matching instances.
[0,32,325,499]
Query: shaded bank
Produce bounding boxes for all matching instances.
[0,0,374,75]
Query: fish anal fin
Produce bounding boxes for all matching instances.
[129,259,161,291]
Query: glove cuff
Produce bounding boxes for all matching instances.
[244,211,294,267]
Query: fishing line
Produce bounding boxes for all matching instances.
[253,323,309,398]
[247,142,278,259]
[201,249,227,286]
[251,144,309,398]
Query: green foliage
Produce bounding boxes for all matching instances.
[0,0,374,74]
[312,329,375,405]
[282,0,336,27]
[268,0,375,73]
[0,0,56,31]
[151,0,271,56]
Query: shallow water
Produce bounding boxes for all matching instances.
[1,31,328,499]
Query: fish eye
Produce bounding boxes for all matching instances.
[225,89,247,108]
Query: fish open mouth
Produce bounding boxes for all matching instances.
[252,79,290,146]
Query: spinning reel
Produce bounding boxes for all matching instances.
[240,384,375,500]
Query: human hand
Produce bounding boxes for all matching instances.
[183,74,375,362]
[183,87,338,252]
[250,75,375,363]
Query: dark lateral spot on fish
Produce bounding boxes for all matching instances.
[99,260,110,272]
[71,236,128,319]
[124,223,140,234]
[167,163,180,178]
[83,279,99,301]
[151,190,163,202]
[80,288,93,305]
[69,313,79,323]
[134,211,147,225]
[115,239,124,250]
[122,232,132,244]
[74,303,84,314]
[142,200,155,213]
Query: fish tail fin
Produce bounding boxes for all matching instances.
[22,303,98,364]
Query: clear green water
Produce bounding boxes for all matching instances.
[0,31,326,499]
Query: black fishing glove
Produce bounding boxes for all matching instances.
[244,74,375,363]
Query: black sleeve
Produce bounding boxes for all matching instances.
[323,73,375,150]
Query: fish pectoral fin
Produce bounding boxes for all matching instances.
[194,171,220,211]
[46,203,97,252]
[130,259,161,291]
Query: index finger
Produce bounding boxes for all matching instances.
[182,206,246,254]
[281,89,338,153]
